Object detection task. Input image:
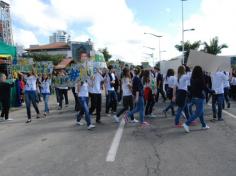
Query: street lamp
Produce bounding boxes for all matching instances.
[144,32,163,62]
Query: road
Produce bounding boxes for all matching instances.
[0,93,235,176]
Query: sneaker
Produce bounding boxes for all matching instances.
[190,120,198,126]
[140,121,150,128]
[202,125,210,130]
[149,114,156,118]
[58,106,62,110]
[130,119,139,123]
[5,118,13,121]
[113,115,120,123]
[123,112,129,123]
[218,118,224,121]
[87,124,95,130]
[175,124,183,128]
[26,119,32,123]
[36,114,41,119]
[162,110,167,118]
[43,112,47,117]
[183,123,190,133]
[76,121,84,126]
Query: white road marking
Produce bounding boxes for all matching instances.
[208,103,236,119]
[106,119,125,162]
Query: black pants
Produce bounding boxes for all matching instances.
[155,87,166,102]
[106,90,117,113]
[72,87,80,111]
[55,88,60,103]
[145,95,155,115]
[116,95,134,120]
[59,89,69,108]
[0,98,10,120]
[89,94,102,122]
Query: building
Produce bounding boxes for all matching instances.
[26,42,71,57]
[26,40,93,62]
[0,1,13,45]
[49,30,70,44]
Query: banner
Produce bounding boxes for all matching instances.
[187,50,231,72]
[53,61,107,87]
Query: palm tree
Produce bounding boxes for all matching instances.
[203,37,228,55]
[175,40,201,64]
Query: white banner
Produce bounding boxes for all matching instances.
[187,50,231,72]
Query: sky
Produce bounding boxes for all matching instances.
[5,0,236,64]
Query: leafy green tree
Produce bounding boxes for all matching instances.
[99,48,112,62]
[29,53,65,65]
[203,36,228,55]
[175,40,201,64]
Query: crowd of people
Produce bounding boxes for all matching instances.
[0,52,236,132]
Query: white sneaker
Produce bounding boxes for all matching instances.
[5,118,13,121]
[76,121,84,126]
[130,119,139,123]
[87,124,95,130]
[183,123,190,133]
[113,115,120,123]
[202,125,210,130]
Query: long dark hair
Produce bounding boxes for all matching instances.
[191,66,204,81]
[166,69,174,80]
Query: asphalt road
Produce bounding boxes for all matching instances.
[0,94,235,176]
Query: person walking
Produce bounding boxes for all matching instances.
[174,66,190,127]
[89,69,104,123]
[57,71,69,110]
[75,79,95,130]
[183,66,210,133]
[154,67,166,103]
[211,70,229,121]
[41,74,51,117]
[113,68,138,123]
[0,73,14,121]
[163,69,176,117]
[223,71,230,109]
[124,67,149,127]
[24,71,41,123]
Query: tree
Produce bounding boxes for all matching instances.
[99,48,112,62]
[175,40,201,64]
[29,53,65,65]
[203,36,228,55]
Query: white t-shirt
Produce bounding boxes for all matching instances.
[106,73,115,91]
[41,79,51,94]
[211,71,228,94]
[78,82,89,97]
[231,77,236,85]
[122,77,132,96]
[167,76,177,89]
[93,72,104,94]
[25,76,37,91]
[223,72,230,88]
[177,74,191,91]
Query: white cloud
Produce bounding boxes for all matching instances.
[13,28,38,47]
[9,0,236,65]
[183,0,236,55]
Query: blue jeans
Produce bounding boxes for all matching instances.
[164,101,175,115]
[77,97,91,126]
[175,104,189,125]
[128,96,145,123]
[106,90,117,113]
[25,91,40,119]
[212,94,224,119]
[42,94,50,113]
[186,98,206,127]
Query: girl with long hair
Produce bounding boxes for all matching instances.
[183,66,210,132]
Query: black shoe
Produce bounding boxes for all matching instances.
[96,120,102,124]
[26,119,31,123]
[162,110,167,118]
[218,118,224,121]
[227,103,230,108]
